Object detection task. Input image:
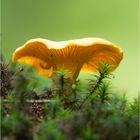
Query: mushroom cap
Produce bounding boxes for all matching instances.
[12,37,123,79]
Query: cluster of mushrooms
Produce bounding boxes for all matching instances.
[12,37,123,81]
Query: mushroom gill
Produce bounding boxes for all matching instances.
[12,38,123,80]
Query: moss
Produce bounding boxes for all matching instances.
[0,59,139,140]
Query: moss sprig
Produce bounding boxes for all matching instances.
[78,63,112,109]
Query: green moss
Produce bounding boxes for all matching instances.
[0,60,139,140]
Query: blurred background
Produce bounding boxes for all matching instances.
[1,0,139,100]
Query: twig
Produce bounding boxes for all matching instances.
[2,99,51,103]
[26,99,51,103]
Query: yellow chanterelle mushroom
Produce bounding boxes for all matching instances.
[12,38,123,80]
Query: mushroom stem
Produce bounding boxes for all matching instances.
[72,63,84,80]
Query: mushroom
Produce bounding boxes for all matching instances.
[12,38,123,81]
